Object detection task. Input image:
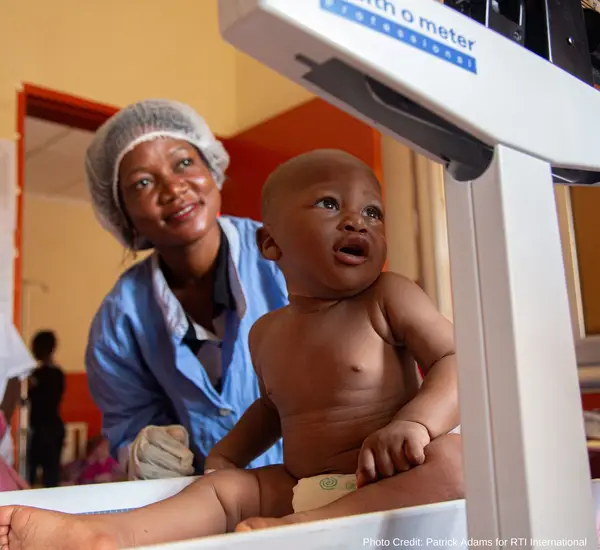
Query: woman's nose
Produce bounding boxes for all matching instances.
[158,175,188,203]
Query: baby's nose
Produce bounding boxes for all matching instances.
[342,214,367,233]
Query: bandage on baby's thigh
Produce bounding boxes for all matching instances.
[292,474,358,513]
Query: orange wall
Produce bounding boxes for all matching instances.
[61,373,102,440]
[582,393,600,411]
[221,98,381,220]
[220,139,289,221]
[231,98,380,165]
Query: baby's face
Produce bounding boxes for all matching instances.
[272,165,386,298]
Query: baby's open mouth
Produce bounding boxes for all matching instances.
[334,235,370,265]
[339,245,366,257]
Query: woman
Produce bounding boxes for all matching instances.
[84,99,287,479]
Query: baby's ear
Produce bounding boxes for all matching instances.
[256,226,281,262]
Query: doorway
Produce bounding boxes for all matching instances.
[14,85,119,485]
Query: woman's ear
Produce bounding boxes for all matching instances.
[256,226,281,261]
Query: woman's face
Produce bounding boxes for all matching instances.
[118,138,221,249]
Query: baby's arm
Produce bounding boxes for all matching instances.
[380,272,459,437]
[357,273,458,487]
[206,319,282,471]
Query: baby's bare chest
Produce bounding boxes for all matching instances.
[259,309,417,416]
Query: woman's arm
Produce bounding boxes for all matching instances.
[86,302,179,463]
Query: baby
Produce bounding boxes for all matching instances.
[0,149,463,549]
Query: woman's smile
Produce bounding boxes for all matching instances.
[164,201,202,225]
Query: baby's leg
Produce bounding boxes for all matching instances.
[0,465,296,550]
[238,434,464,531]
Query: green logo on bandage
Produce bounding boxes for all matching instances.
[319,477,338,490]
[345,481,357,491]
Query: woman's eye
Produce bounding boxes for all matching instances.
[177,158,193,169]
[364,206,383,220]
[315,197,339,210]
[134,178,152,190]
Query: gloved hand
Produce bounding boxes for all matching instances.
[127,425,195,481]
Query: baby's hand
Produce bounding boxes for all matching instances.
[356,420,430,488]
[204,452,238,475]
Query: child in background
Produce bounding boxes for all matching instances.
[78,437,123,485]
[27,331,65,488]
[61,437,124,486]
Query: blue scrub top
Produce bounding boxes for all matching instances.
[85,216,288,472]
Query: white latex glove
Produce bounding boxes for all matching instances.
[127,425,195,481]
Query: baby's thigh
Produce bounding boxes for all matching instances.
[206,466,294,528]
[254,465,297,518]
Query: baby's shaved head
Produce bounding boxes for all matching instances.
[261,149,379,223]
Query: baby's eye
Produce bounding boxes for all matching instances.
[315,197,339,210]
[363,205,383,220]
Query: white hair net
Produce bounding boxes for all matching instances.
[85,99,230,250]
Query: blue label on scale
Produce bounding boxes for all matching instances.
[321,0,478,74]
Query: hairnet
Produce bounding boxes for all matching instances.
[85,99,230,250]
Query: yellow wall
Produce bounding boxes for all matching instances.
[0,0,314,141]
[21,194,146,373]
[234,52,313,131]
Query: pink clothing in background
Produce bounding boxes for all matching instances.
[78,456,120,484]
[0,457,29,491]
[0,413,28,491]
